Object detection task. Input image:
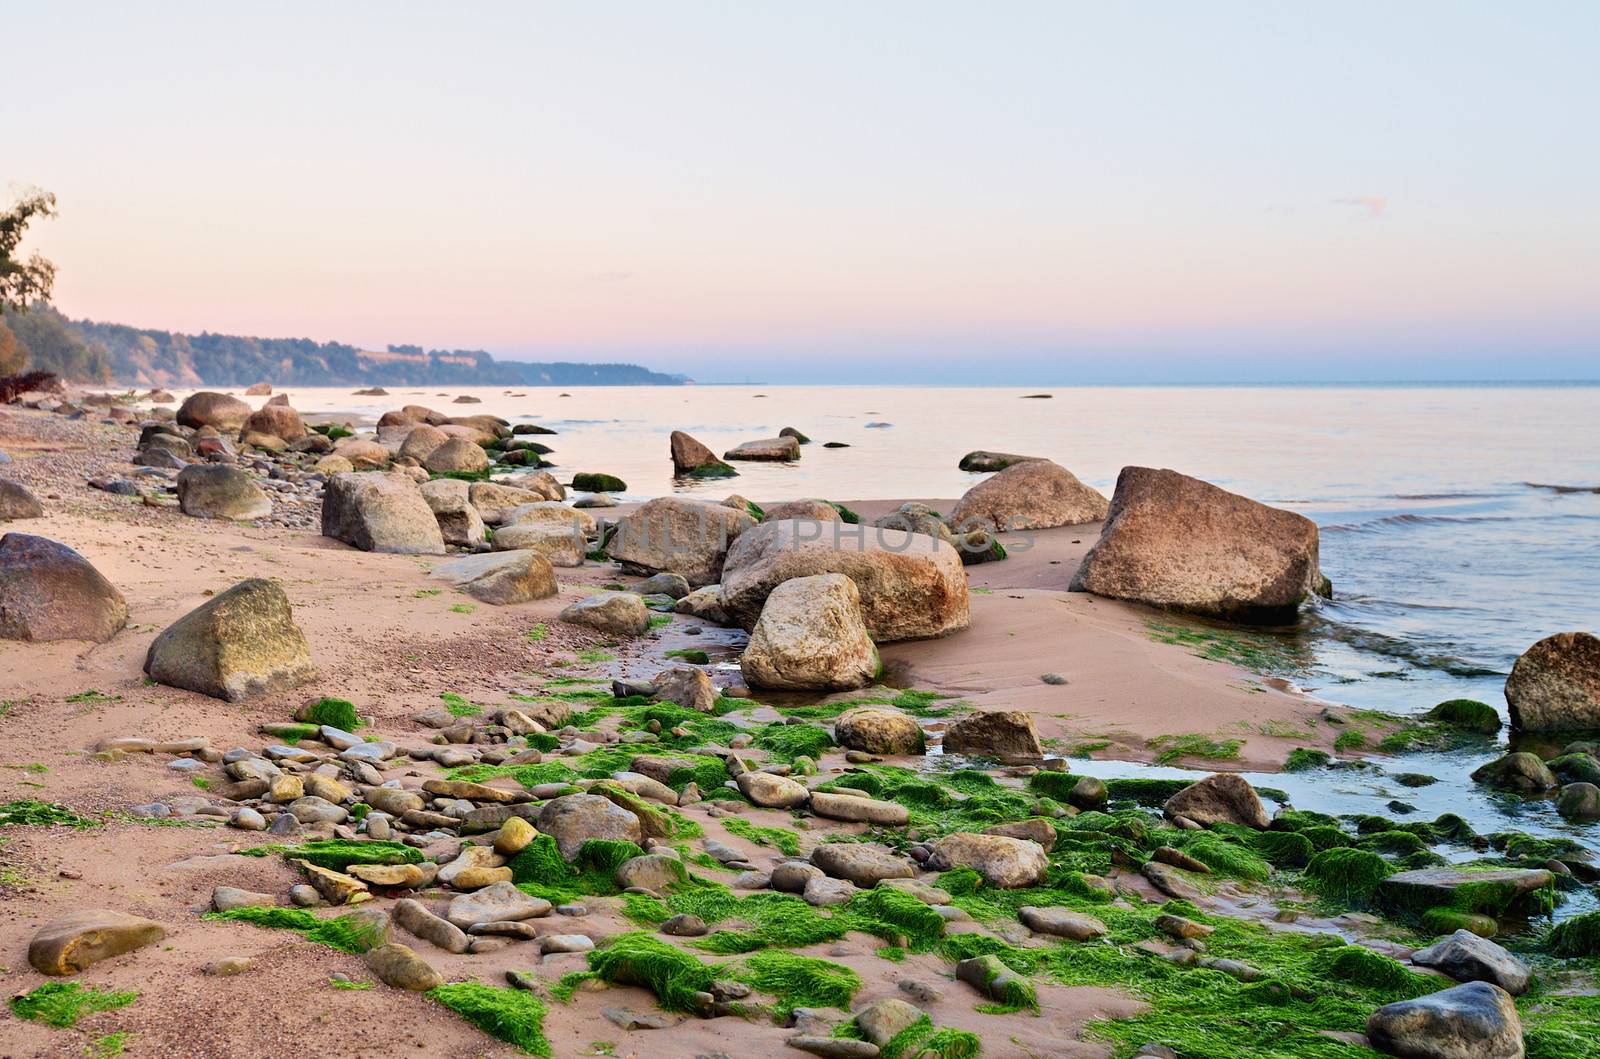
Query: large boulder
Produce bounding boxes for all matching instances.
[1366,981,1523,1059]
[670,431,736,477]
[423,437,490,475]
[949,459,1109,532]
[430,550,557,605]
[28,910,166,976]
[1163,773,1270,829]
[396,423,449,463]
[741,573,880,691]
[1378,867,1554,921]
[605,496,756,587]
[942,710,1043,758]
[1505,632,1600,732]
[811,844,916,887]
[0,479,44,520]
[721,519,970,642]
[833,707,924,755]
[927,833,1049,888]
[1070,467,1326,623]
[0,533,128,643]
[176,465,272,520]
[322,472,445,554]
[144,578,315,701]
[558,592,650,637]
[177,391,251,432]
[242,403,307,441]
[419,478,486,548]
[537,793,643,859]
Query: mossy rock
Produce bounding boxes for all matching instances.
[1303,847,1394,905]
[1547,910,1600,956]
[572,472,627,493]
[1421,908,1498,938]
[1425,698,1501,734]
[1547,752,1600,786]
[1377,866,1557,920]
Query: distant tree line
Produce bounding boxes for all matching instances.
[1,186,685,387]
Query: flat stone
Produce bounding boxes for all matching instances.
[28,910,166,976]
[445,881,552,929]
[1019,906,1108,940]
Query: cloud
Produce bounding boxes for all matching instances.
[1334,195,1387,219]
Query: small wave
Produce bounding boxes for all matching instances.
[1389,492,1506,500]
[1525,481,1600,494]
[1322,512,1516,533]
[1306,615,1507,678]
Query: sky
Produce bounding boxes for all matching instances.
[6,1,1599,383]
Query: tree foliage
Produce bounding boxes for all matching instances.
[0,188,57,313]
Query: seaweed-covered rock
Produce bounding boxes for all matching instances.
[740,573,879,691]
[955,954,1035,1009]
[854,997,923,1046]
[1469,752,1556,793]
[1163,773,1270,829]
[144,578,315,702]
[558,592,650,637]
[176,464,272,520]
[834,707,924,755]
[1505,632,1600,732]
[322,472,445,554]
[1557,782,1600,822]
[926,833,1047,888]
[1411,930,1530,995]
[948,458,1108,532]
[1366,981,1522,1059]
[1070,467,1325,622]
[537,794,643,859]
[942,710,1043,759]
[1378,866,1555,920]
[721,519,970,642]
[670,431,735,478]
[572,472,626,493]
[28,910,166,976]
[177,391,250,432]
[1425,699,1502,734]
[0,533,128,643]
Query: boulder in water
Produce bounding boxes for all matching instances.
[724,436,800,461]
[1505,632,1600,732]
[670,430,736,477]
[1162,773,1270,829]
[1071,466,1326,623]
[958,451,1040,472]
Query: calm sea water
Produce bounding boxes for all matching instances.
[267,381,1600,719]
[204,382,1600,896]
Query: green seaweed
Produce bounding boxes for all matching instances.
[236,839,423,871]
[587,933,718,1012]
[0,799,101,828]
[301,697,361,730]
[203,906,389,953]
[1302,847,1394,906]
[1425,698,1501,733]
[10,982,137,1028]
[721,817,802,856]
[428,983,551,1056]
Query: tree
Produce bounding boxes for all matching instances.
[1,188,57,312]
